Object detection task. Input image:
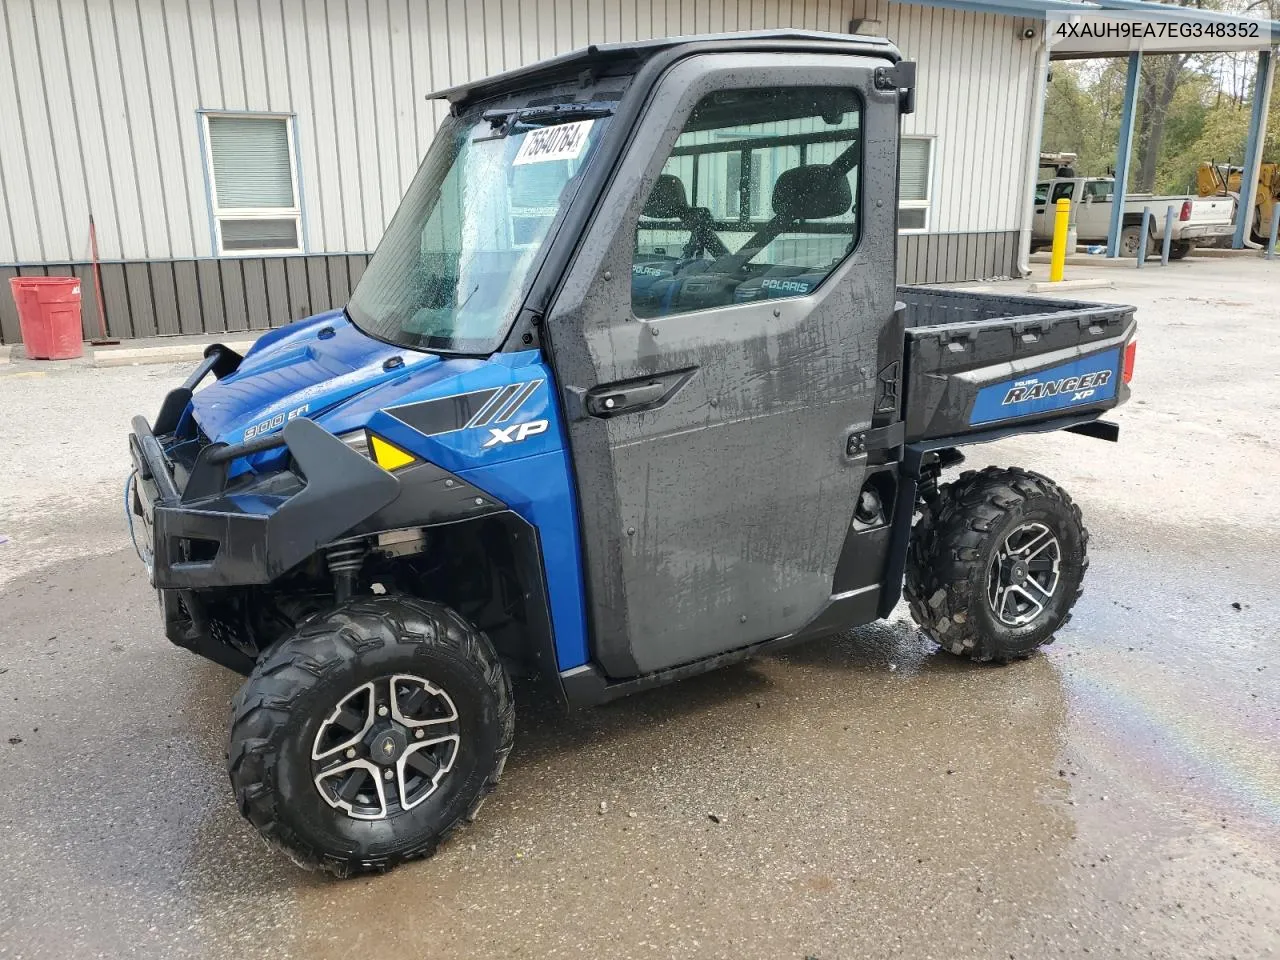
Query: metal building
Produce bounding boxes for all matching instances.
[0,0,1273,342]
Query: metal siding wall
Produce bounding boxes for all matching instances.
[0,1,53,264]
[3,0,907,268]
[0,254,371,344]
[862,1,1035,234]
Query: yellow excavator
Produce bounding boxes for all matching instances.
[1197,161,1279,245]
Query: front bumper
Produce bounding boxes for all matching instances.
[128,414,401,591]
[129,409,403,674]
[128,342,402,591]
[128,344,513,671]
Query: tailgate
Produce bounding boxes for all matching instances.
[900,287,1136,441]
[1188,196,1235,224]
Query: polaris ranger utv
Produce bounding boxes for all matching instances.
[127,31,1137,875]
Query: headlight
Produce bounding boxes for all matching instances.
[338,429,371,458]
[336,429,418,472]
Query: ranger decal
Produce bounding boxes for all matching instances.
[1003,369,1112,405]
[969,349,1120,426]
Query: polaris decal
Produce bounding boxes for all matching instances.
[761,277,814,294]
[969,350,1119,425]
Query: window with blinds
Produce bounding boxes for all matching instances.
[898,136,934,232]
[203,114,302,255]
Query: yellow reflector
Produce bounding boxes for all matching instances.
[369,435,417,471]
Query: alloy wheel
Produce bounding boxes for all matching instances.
[311,674,460,821]
[986,522,1062,627]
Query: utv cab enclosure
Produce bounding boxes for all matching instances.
[127,31,1137,875]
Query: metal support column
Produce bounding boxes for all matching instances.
[1017,35,1051,277]
[1234,49,1275,249]
[1108,51,1143,258]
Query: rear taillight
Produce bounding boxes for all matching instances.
[1123,340,1137,383]
[1179,200,1192,221]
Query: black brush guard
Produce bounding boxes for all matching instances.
[129,413,399,591]
[127,345,402,671]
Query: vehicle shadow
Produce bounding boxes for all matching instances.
[270,617,1075,960]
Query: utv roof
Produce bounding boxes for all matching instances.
[430,30,902,107]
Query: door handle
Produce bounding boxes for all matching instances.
[579,368,698,418]
[586,381,667,416]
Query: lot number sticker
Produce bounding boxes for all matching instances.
[513,120,595,165]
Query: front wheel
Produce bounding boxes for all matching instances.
[904,467,1089,663]
[227,596,514,876]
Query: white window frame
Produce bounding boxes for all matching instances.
[898,135,935,234]
[200,111,304,257]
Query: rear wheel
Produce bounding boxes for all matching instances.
[1169,240,1194,260]
[904,467,1089,663]
[227,596,514,876]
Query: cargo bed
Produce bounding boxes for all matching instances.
[897,286,1136,442]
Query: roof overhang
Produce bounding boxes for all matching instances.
[905,0,1277,56]
[1049,0,1278,57]
[429,30,901,106]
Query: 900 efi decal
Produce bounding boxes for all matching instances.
[244,404,309,440]
[969,350,1120,426]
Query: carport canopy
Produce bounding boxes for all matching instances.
[913,0,1279,257]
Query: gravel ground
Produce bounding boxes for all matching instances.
[0,253,1277,960]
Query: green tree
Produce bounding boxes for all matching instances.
[1040,34,1278,194]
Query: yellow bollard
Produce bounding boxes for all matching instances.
[1050,197,1070,282]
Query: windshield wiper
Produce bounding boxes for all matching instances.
[479,102,615,138]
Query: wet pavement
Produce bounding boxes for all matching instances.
[1,256,1278,959]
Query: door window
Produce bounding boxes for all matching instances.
[632,87,862,319]
[1051,182,1075,203]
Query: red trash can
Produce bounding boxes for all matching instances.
[8,276,84,360]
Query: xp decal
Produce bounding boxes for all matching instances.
[483,419,550,447]
[969,349,1120,425]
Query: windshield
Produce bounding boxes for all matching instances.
[347,110,611,353]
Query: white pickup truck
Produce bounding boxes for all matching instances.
[1032,177,1236,259]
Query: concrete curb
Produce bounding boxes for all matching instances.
[2,338,257,369]
[1027,278,1115,293]
[90,339,256,368]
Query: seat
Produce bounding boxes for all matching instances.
[639,173,730,260]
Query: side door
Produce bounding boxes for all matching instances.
[544,53,900,676]
[1032,180,1053,238]
[1034,180,1077,239]
[1076,179,1114,240]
